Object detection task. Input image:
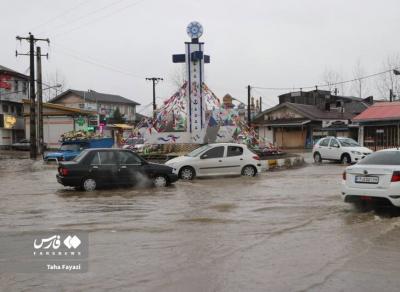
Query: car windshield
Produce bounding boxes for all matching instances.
[60,144,81,151]
[186,144,212,157]
[338,138,359,147]
[72,149,89,162]
[358,151,400,165]
[126,138,144,145]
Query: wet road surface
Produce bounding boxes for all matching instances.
[1,153,400,291]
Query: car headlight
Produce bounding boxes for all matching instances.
[351,151,362,155]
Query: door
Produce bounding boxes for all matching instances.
[224,145,245,175]
[116,151,143,184]
[197,146,226,176]
[89,151,119,185]
[317,138,331,159]
[327,138,341,160]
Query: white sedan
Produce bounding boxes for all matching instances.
[165,143,263,180]
[341,149,400,207]
[313,136,372,164]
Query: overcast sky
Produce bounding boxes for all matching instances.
[1,0,400,114]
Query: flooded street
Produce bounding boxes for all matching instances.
[2,153,400,291]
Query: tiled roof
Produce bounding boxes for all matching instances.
[0,64,29,79]
[253,102,356,123]
[353,102,400,121]
[51,89,140,105]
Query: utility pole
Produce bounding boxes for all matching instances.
[145,77,163,118]
[390,89,393,102]
[16,33,49,159]
[36,46,48,155]
[259,96,262,112]
[247,85,251,125]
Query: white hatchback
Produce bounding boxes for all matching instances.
[313,136,372,164]
[165,143,262,180]
[341,149,400,207]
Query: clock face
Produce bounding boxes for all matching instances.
[187,21,203,39]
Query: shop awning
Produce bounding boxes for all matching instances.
[264,120,311,128]
[108,124,134,129]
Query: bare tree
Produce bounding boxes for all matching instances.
[321,68,343,94]
[375,54,400,100]
[169,64,186,91]
[44,69,67,101]
[351,59,369,98]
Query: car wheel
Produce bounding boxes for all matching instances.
[242,165,256,177]
[81,178,97,191]
[314,152,322,163]
[154,175,168,187]
[179,166,195,180]
[341,154,351,164]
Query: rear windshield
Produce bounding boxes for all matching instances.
[358,151,400,165]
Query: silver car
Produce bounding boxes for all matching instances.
[165,143,263,180]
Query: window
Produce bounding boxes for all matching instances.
[201,146,224,159]
[329,139,339,148]
[2,104,9,113]
[118,151,142,164]
[90,152,100,165]
[227,146,243,157]
[98,151,116,164]
[14,80,18,91]
[358,151,400,165]
[319,138,330,147]
[16,104,22,116]
[22,82,27,95]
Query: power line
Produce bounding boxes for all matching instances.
[252,66,400,91]
[52,0,146,38]
[51,44,145,79]
[30,0,96,33]
[39,0,127,37]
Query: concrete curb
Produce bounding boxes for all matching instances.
[261,155,305,171]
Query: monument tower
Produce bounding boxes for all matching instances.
[173,21,210,143]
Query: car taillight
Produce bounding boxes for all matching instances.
[391,171,400,182]
[252,155,260,161]
[342,171,346,180]
[59,167,69,176]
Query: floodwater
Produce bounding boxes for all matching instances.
[1,151,400,291]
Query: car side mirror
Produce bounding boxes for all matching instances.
[201,154,208,159]
[335,145,340,148]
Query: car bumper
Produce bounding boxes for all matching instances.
[350,153,371,163]
[341,181,400,207]
[56,174,80,187]
[167,173,179,183]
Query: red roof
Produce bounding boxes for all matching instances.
[353,102,400,121]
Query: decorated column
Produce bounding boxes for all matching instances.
[173,21,210,143]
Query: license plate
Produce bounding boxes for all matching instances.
[355,176,379,184]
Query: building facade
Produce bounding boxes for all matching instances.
[253,90,371,149]
[0,65,28,148]
[353,101,400,151]
[50,89,140,125]
[23,101,98,149]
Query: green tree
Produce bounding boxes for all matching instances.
[112,107,125,123]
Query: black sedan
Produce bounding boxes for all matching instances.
[56,148,178,191]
